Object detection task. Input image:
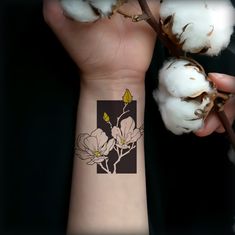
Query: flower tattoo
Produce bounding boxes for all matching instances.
[76,129,115,166]
[75,89,144,174]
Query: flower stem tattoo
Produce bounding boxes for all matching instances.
[75,89,144,174]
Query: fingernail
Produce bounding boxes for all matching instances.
[208,73,225,79]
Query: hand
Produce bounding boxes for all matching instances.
[195,73,235,136]
[43,0,159,80]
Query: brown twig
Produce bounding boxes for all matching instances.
[138,0,183,57]
[215,100,235,151]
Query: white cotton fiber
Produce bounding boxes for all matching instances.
[156,95,209,135]
[160,0,235,56]
[60,0,123,22]
[60,0,99,22]
[89,0,119,16]
[153,58,215,135]
[158,59,212,98]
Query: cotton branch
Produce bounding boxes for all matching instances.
[137,0,183,57]
[138,0,235,150]
[215,99,235,150]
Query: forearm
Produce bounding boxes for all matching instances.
[67,71,149,235]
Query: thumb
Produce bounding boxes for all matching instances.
[208,73,235,93]
[43,0,68,30]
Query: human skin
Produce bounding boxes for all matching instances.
[195,73,235,136]
[43,0,235,234]
[43,0,159,234]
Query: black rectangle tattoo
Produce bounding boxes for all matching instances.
[75,89,143,174]
[97,100,137,174]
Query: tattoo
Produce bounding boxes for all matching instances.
[75,89,144,174]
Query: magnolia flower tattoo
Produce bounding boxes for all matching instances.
[76,129,115,166]
[75,89,143,174]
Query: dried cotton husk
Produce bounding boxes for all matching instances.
[160,0,235,55]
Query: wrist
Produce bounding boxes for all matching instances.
[80,69,145,100]
[77,70,146,149]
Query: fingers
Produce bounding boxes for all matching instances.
[195,96,235,136]
[208,73,235,93]
[43,0,71,31]
[215,96,235,132]
[195,113,220,136]
[194,73,235,137]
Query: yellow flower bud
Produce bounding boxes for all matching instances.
[122,89,133,104]
[103,112,110,122]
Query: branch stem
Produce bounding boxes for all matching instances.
[217,110,235,150]
[113,144,136,173]
[99,162,111,174]
[105,159,110,173]
[138,0,235,150]
[116,103,130,127]
[138,0,183,57]
[108,121,113,130]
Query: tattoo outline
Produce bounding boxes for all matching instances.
[75,89,144,174]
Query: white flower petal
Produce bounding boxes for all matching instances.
[75,149,92,160]
[77,133,89,151]
[85,148,94,156]
[102,138,115,155]
[84,136,98,152]
[116,143,130,150]
[100,142,107,153]
[120,117,135,138]
[125,132,132,143]
[87,160,96,165]
[92,157,107,163]
[91,128,108,148]
[116,135,122,145]
[129,129,142,143]
[111,126,122,140]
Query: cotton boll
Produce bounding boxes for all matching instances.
[60,0,99,22]
[158,96,211,134]
[158,58,213,98]
[89,0,124,17]
[153,84,169,104]
[153,58,215,135]
[160,0,235,56]
[207,1,235,55]
[60,0,125,22]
